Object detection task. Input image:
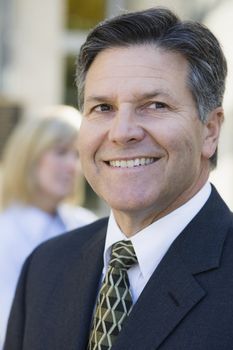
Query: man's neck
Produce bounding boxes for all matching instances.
[112,181,211,237]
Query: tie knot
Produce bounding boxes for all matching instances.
[109,240,137,270]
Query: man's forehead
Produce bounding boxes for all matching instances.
[84,45,189,102]
[85,45,188,78]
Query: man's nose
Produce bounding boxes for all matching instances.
[108,110,144,145]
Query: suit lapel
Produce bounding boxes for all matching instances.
[112,244,205,350]
[112,186,232,349]
[51,221,107,350]
[72,227,106,349]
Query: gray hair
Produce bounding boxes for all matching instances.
[76,7,227,167]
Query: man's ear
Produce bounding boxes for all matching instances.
[202,107,224,160]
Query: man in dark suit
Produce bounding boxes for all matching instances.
[4,7,233,350]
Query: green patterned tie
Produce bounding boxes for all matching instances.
[88,240,138,350]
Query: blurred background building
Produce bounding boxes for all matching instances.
[0,0,233,214]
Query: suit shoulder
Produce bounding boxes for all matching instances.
[31,217,108,261]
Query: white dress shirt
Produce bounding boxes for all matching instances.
[0,202,97,350]
[103,182,211,303]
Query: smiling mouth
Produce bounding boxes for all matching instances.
[108,157,157,168]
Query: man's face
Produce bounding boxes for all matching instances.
[79,45,221,232]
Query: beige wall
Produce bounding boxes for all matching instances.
[205,1,233,209]
[126,0,189,17]
[3,0,66,116]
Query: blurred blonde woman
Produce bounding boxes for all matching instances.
[0,105,97,348]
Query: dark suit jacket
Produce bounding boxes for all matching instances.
[4,186,233,350]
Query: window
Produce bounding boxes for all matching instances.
[66,0,106,30]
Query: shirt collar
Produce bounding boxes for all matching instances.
[104,182,211,279]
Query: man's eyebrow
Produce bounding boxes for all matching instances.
[85,95,112,104]
[135,90,171,100]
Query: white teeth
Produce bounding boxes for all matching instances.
[127,160,134,167]
[109,157,155,168]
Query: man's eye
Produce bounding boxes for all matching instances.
[94,104,112,112]
[147,102,166,109]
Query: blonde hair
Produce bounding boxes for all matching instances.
[1,105,82,209]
